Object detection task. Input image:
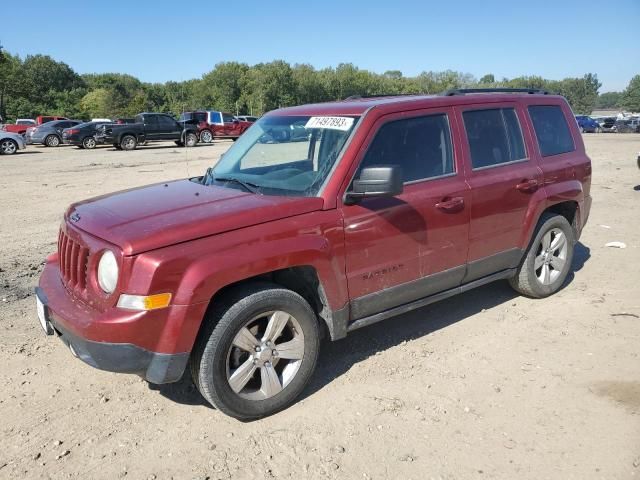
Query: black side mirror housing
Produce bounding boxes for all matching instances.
[345,165,403,204]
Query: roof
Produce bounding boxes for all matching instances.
[272,91,563,117]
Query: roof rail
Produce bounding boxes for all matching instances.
[343,93,423,101]
[440,87,549,96]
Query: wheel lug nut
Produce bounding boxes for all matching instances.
[272,350,278,356]
[265,361,271,367]
[255,346,261,352]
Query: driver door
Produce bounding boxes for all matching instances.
[341,108,470,320]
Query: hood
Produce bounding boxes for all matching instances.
[67,179,324,255]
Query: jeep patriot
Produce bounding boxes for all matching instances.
[36,88,592,419]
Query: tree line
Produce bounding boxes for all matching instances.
[1,48,638,123]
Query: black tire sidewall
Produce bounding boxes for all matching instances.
[523,215,575,297]
[121,135,136,150]
[197,288,320,420]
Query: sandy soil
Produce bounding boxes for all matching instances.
[0,135,639,480]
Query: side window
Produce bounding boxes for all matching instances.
[158,115,178,129]
[209,111,222,124]
[528,105,575,157]
[222,113,235,123]
[358,114,454,183]
[463,108,526,169]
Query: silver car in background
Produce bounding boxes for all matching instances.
[0,131,27,155]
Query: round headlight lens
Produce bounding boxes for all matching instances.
[97,250,119,294]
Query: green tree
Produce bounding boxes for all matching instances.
[621,75,640,112]
[479,73,495,84]
[596,91,623,109]
[0,50,23,121]
[80,88,111,118]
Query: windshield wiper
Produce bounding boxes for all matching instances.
[212,175,261,194]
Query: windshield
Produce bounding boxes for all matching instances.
[204,115,359,197]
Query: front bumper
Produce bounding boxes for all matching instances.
[37,286,188,383]
[36,257,206,384]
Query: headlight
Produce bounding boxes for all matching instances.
[97,250,119,294]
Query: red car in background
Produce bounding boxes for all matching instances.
[1,119,36,135]
[178,110,252,143]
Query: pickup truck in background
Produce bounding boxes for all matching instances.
[179,110,252,143]
[1,119,36,135]
[98,112,199,150]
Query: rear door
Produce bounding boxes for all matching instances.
[222,112,240,136]
[157,115,182,140]
[143,115,161,140]
[341,107,470,320]
[457,103,542,282]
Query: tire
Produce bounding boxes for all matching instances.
[0,138,18,155]
[509,213,575,298]
[82,136,97,149]
[175,140,184,147]
[45,134,61,147]
[113,144,122,150]
[185,132,198,147]
[120,135,137,151]
[579,127,584,134]
[190,283,320,420]
[199,130,213,143]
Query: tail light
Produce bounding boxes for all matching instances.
[67,129,80,135]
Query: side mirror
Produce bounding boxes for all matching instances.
[345,165,403,204]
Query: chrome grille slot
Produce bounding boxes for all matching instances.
[57,228,89,292]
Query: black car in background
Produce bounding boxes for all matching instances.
[62,121,112,149]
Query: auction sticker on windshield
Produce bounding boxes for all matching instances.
[305,116,354,131]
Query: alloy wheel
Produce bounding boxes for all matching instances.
[200,130,213,143]
[226,310,304,400]
[534,228,568,285]
[1,139,17,154]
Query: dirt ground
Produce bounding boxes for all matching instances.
[0,135,639,480]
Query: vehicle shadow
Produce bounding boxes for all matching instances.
[16,150,43,155]
[105,143,223,152]
[150,242,591,410]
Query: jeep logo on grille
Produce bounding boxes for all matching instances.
[70,212,81,223]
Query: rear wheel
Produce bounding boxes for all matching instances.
[199,129,213,143]
[509,213,574,298]
[185,132,198,147]
[0,139,18,155]
[45,134,60,147]
[190,283,320,420]
[82,136,97,149]
[120,135,137,151]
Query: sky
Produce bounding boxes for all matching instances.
[3,0,638,92]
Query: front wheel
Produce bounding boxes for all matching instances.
[509,213,575,298]
[190,284,320,420]
[0,138,18,155]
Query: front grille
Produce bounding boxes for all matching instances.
[58,229,89,291]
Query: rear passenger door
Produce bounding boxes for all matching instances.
[342,108,470,320]
[457,103,542,282]
[157,115,182,140]
[143,115,161,140]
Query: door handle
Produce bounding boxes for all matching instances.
[516,179,538,193]
[435,196,465,213]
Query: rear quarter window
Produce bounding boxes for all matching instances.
[528,105,575,157]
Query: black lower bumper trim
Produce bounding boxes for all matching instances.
[51,319,189,384]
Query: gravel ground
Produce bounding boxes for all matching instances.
[0,135,638,480]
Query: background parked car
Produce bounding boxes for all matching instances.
[1,119,36,136]
[596,117,618,132]
[26,119,83,147]
[62,121,112,149]
[614,117,640,133]
[236,115,258,123]
[98,113,198,150]
[575,115,601,133]
[179,110,252,143]
[114,118,136,124]
[0,131,27,155]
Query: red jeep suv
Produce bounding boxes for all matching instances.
[36,89,591,419]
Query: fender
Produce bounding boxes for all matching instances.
[130,210,348,351]
[518,179,584,250]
